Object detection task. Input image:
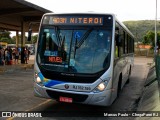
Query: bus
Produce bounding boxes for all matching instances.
[33,13,134,106]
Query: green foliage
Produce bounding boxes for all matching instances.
[123,20,160,42]
[11,34,38,44]
[0,37,15,44]
[0,31,14,43]
[142,31,154,45]
[31,34,38,43]
[142,35,150,45]
[0,31,11,39]
[0,31,38,44]
[141,31,160,49]
[25,34,38,44]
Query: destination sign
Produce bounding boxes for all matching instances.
[47,16,103,25]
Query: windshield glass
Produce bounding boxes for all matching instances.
[37,27,112,74]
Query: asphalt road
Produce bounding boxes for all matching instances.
[0,57,153,120]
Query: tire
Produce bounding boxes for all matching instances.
[117,74,122,97]
[126,67,131,84]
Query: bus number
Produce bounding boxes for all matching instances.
[73,85,91,91]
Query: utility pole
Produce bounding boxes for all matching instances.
[155,0,157,58]
[154,0,160,97]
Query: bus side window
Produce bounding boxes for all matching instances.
[122,31,126,54]
[115,33,119,58]
[115,24,121,58]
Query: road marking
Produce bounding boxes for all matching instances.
[6,99,52,120]
[25,99,52,112]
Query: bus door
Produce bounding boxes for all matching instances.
[114,25,128,88]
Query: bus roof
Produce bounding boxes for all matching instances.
[43,12,115,16]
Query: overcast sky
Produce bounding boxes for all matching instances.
[25,0,159,21]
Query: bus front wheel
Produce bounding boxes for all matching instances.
[117,74,122,97]
[126,66,131,84]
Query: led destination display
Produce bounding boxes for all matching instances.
[47,16,103,25]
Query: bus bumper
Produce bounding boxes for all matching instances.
[34,82,112,106]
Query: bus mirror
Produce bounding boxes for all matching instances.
[27,29,32,41]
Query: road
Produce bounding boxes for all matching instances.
[0,57,153,120]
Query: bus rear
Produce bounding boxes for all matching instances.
[34,13,115,106]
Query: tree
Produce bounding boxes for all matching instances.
[0,37,15,44]
[123,20,160,42]
[32,34,38,43]
[11,34,38,44]
[142,31,154,45]
[142,31,160,50]
[0,31,11,40]
[0,31,13,43]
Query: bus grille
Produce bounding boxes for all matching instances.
[46,90,88,102]
[40,68,102,83]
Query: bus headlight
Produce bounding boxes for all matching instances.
[35,72,42,85]
[93,81,108,93]
[97,82,106,91]
[36,76,42,83]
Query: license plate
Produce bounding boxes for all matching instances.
[59,96,73,103]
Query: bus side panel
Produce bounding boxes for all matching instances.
[111,58,123,100]
[120,55,129,89]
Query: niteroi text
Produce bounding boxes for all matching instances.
[52,17,103,25]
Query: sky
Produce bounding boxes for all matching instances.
[25,0,160,21]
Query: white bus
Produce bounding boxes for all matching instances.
[32,13,134,106]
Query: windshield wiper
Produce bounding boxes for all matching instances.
[68,30,74,69]
[76,28,93,48]
[55,26,62,47]
[74,36,78,59]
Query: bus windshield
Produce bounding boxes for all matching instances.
[37,27,112,74]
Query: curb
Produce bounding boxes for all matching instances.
[136,65,160,120]
[0,64,34,74]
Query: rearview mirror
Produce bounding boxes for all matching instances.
[27,29,32,41]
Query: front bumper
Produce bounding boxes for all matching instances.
[34,82,112,106]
